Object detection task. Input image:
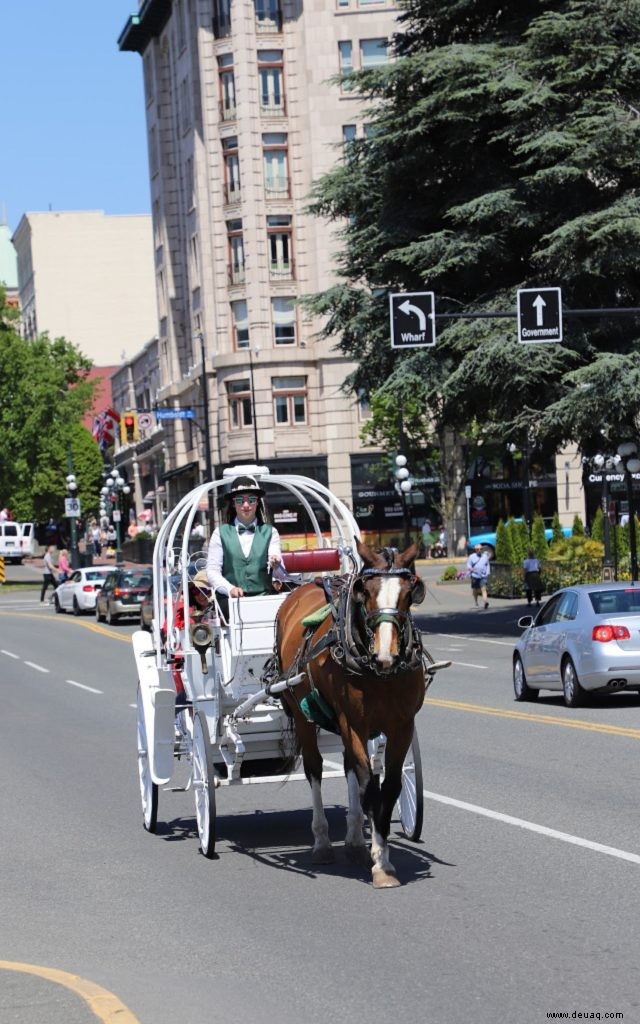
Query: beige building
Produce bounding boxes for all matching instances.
[12,210,157,365]
[117,0,401,535]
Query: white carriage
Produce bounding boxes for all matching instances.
[133,465,424,858]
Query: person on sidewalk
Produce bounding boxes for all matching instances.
[40,545,58,602]
[523,549,543,606]
[467,543,491,609]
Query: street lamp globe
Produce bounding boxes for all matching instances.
[627,458,640,474]
[400,479,412,493]
[617,442,638,459]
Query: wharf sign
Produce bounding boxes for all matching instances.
[389,292,436,348]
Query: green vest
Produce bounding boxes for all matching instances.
[220,522,273,595]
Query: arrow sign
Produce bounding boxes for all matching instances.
[517,287,563,343]
[389,292,436,348]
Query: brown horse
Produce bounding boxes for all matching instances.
[275,538,426,888]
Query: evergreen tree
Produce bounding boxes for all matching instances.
[531,513,548,560]
[572,515,585,536]
[590,507,605,543]
[306,0,640,535]
[551,511,565,545]
[495,518,513,563]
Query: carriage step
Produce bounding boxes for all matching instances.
[426,660,451,674]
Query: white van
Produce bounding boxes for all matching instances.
[0,522,36,563]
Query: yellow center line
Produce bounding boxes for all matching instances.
[0,609,132,641]
[0,961,141,1023]
[426,695,640,739]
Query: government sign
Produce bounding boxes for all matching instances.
[389,291,436,348]
[517,287,563,343]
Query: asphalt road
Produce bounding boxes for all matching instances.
[2,564,640,1023]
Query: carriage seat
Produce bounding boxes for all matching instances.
[281,548,340,573]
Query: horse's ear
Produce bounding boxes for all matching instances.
[356,537,377,566]
[397,540,421,567]
[411,575,426,605]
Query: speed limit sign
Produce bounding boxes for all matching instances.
[65,497,81,518]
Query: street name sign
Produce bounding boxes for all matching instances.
[389,291,436,348]
[517,287,563,343]
[155,408,196,420]
[64,497,81,518]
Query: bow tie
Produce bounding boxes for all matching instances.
[238,524,256,534]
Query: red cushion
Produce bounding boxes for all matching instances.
[281,549,340,573]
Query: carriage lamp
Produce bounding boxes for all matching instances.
[190,621,213,674]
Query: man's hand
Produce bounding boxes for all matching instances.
[269,555,281,569]
[230,586,244,598]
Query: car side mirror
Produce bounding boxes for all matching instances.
[517,615,534,629]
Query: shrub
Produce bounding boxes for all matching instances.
[551,511,565,545]
[495,519,513,563]
[531,513,548,561]
[590,507,604,543]
[440,563,458,581]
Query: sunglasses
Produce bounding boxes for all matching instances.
[234,495,258,506]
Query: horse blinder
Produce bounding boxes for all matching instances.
[410,575,426,605]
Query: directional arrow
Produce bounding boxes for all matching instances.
[398,299,427,332]
[532,294,546,326]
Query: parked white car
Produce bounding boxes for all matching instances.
[0,521,35,564]
[53,566,113,615]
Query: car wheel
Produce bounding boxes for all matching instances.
[72,597,82,616]
[106,604,119,625]
[54,595,63,614]
[562,656,585,708]
[513,654,538,702]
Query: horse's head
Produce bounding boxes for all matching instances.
[352,539,425,673]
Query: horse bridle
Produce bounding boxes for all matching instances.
[347,550,424,673]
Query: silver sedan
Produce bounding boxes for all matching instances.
[53,566,113,615]
[513,582,640,707]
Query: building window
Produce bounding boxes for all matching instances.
[149,124,159,176]
[258,50,285,114]
[222,136,241,202]
[255,0,282,32]
[263,133,289,197]
[190,234,199,277]
[231,300,249,350]
[357,388,371,420]
[342,124,357,156]
[273,376,307,426]
[360,38,389,69]
[213,0,231,38]
[179,77,191,134]
[227,219,246,285]
[267,215,293,279]
[272,297,296,345]
[338,40,353,90]
[185,156,195,209]
[218,54,236,120]
[175,0,186,51]
[143,52,154,105]
[228,379,253,429]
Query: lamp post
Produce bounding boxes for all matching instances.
[100,472,131,566]
[590,453,617,578]
[197,331,215,525]
[65,471,80,569]
[248,346,260,462]
[617,442,640,582]
[394,454,412,549]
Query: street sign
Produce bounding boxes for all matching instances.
[155,408,195,420]
[517,287,563,343]
[112,509,121,523]
[64,497,81,518]
[389,292,436,348]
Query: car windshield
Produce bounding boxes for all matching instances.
[589,590,640,615]
[122,572,152,587]
[85,571,109,581]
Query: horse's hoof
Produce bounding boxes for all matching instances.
[312,845,335,865]
[345,843,370,866]
[372,868,401,889]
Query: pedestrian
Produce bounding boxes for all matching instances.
[40,545,58,602]
[206,475,286,610]
[432,526,448,558]
[467,543,491,609]
[421,518,435,558]
[523,548,543,606]
[90,519,102,556]
[57,548,71,583]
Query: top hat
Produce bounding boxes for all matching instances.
[226,475,265,499]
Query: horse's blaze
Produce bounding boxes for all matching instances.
[374,576,401,665]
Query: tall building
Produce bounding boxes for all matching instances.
[12,210,157,366]
[0,218,19,310]
[118,0,409,539]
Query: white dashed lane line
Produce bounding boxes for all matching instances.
[65,679,103,694]
[1,649,19,659]
[1,649,101,692]
[23,661,49,673]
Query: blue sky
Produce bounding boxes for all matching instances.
[1,2,151,234]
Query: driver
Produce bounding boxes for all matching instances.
[206,475,284,599]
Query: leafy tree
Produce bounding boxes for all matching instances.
[514,518,529,563]
[590,507,604,543]
[306,0,640,542]
[495,518,514,564]
[551,511,565,545]
[0,293,103,522]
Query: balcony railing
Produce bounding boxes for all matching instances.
[228,264,247,286]
[264,175,290,198]
[223,181,242,204]
[269,258,295,281]
[256,11,283,33]
[219,100,237,122]
[260,96,286,117]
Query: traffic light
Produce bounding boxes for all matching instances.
[120,412,139,445]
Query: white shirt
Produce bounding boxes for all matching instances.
[206,518,283,596]
[467,551,491,577]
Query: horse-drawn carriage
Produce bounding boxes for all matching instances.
[133,466,448,887]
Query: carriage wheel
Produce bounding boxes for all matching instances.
[136,684,158,833]
[397,730,424,842]
[192,710,217,858]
